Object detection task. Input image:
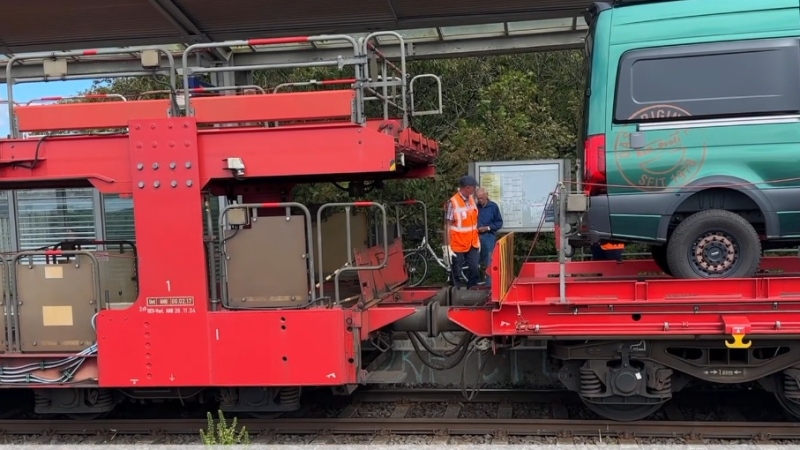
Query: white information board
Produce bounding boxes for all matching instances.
[468,159,568,233]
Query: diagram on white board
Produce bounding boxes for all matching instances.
[475,161,562,232]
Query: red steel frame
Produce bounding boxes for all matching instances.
[5,112,434,388]
[0,59,441,387]
[10,36,800,390]
[8,103,798,386]
[449,239,800,346]
[5,92,438,187]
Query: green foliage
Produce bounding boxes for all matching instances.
[199,410,250,445]
[448,70,574,164]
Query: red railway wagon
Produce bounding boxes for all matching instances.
[0,35,450,420]
[0,35,798,424]
[447,196,800,421]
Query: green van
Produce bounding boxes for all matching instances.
[579,0,800,278]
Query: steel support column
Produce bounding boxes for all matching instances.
[147,0,232,62]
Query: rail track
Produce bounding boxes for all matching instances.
[2,388,799,444]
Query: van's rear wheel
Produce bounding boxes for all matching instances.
[666,209,761,279]
[650,245,671,276]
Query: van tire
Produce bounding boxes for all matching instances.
[649,246,671,276]
[666,209,761,279]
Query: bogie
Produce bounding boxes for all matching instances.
[547,339,800,420]
[34,389,117,418]
[0,387,305,419]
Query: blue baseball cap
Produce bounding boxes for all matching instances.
[459,175,478,187]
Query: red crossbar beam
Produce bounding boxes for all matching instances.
[0,119,396,192]
[192,91,354,123]
[517,257,800,278]
[450,255,800,338]
[248,36,309,46]
[448,302,800,337]
[14,91,356,132]
[14,100,172,132]
[503,257,800,304]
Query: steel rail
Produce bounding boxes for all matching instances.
[0,388,787,441]
[0,418,798,440]
[350,387,760,403]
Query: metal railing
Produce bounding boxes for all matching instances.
[518,248,800,262]
[3,33,444,136]
[316,202,388,304]
[5,46,178,138]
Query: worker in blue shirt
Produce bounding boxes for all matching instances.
[475,187,503,287]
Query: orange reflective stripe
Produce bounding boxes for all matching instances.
[601,243,624,250]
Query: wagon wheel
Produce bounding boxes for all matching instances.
[581,398,663,422]
[248,412,285,419]
[773,373,800,420]
[65,411,110,420]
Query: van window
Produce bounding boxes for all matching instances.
[614,38,800,123]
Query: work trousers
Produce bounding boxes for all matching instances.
[479,233,496,287]
[452,245,480,288]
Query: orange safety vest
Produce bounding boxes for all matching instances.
[601,242,624,251]
[448,192,480,252]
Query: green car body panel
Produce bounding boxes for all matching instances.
[582,0,800,249]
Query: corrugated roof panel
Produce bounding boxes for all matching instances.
[390,0,591,21]
[0,0,590,53]
[174,0,397,38]
[1,0,180,51]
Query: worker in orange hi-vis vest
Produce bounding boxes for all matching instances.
[591,241,624,263]
[442,175,481,288]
